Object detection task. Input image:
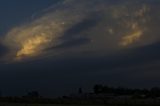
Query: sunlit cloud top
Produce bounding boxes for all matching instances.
[1,0,160,62]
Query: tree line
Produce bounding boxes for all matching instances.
[1,84,160,104]
[93,84,160,98]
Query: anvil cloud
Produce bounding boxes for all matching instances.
[0,0,160,62]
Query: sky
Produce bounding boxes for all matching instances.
[0,0,160,97]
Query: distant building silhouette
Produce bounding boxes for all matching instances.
[78,87,83,94]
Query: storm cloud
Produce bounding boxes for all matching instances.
[0,0,159,62]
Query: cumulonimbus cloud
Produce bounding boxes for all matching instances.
[0,0,159,62]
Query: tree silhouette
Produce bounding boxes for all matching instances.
[27,91,40,98]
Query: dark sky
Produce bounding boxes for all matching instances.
[0,0,160,97]
[0,0,61,35]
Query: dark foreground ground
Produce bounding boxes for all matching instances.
[0,103,104,106]
[0,103,160,106]
[1,99,160,106]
